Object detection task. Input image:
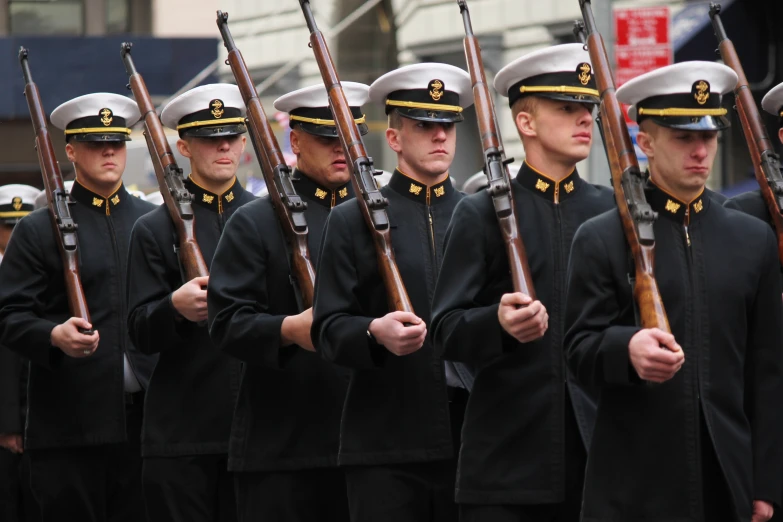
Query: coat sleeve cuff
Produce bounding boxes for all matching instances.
[602,326,642,385]
[29,321,64,369]
[319,316,387,369]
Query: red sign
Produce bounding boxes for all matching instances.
[615,47,672,86]
[613,6,672,124]
[614,6,670,48]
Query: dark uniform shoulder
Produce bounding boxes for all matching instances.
[18,207,51,228]
[725,189,770,222]
[577,206,623,242]
[134,203,171,230]
[584,182,614,198]
[718,199,772,236]
[459,189,495,217]
[14,207,53,243]
[223,196,276,232]
[329,196,363,223]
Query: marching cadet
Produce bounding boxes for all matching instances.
[725,81,783,236]
[126,83,254,522]
[564,62,783,522]
[310,64,472,522]
[207,82,369,521]
[431,44,614,522]
[0,185,40,522]
[0,93,157,521]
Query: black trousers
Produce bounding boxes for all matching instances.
[345,460,458,522]
[143,454,236,522]
[0,448,21,522]
[26,397,144,522]
[234,467,349,522]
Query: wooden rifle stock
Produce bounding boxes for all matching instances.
[120,43,209,282]
[579,0,670,332]
[298,0,414,314]
[457,0,536,298]
[19,48,94,334]
[710,3,783,264]
[217,11,316,309]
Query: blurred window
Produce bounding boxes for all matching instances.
[9,0,85,35]
[106,0,129,33]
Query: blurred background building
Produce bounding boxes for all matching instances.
[1,0,781,194]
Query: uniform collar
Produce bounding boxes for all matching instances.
[292,169,353,209]
[387,168,453,205]
[185,176,244,214]
[645,177,709,224]
[516,160,582,204]
[70,180,128,215]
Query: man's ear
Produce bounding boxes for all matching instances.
[778,126,783,145]
[176,138,191,159]
[290,128,301,155]
[385,127,402,153]
[515,111,536,139]
[65,142,76,163]
[240,135,247,153]
[636,130,655,160]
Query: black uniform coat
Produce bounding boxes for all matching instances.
[0,348,21,436]
[564,182,783,522]
[127,177,253,457]
[208,170,352,472]
[311,169,461,466]
[430,162,614,504]
[0,182,156,449]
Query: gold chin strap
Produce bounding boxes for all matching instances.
[518,85,599,97]
[0,211,30,218]
[637,107,728,117]
[176,117,247,130]
[289,114,366,126]
[385,100,463,113]
[64,127,131,135]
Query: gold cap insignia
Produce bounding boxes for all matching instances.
[434,186,445,197]
[693,80,710,106]
[210,99,224,119]
[409,184,423,196]
[111,195,120,206]
[92,197,104,208]
[564,180,575,194]
[315,188,328,199]
[665,199,681,213]
[535,179,550,192]
[203,194,214,204]
[99,108,113,127]
[225,191,234,203]
[12,197,22,211]
[338,187,348,199]
[429,79,444,102]
[693,199,703,213]
[577,63,592,86]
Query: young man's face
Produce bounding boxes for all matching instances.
[638,123,718,196]
[178,134,246,185]
[386,117,457,179]
[290,129,350,189]
[65,141,127,190]
[517,98,594,165]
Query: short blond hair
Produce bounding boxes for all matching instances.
[388,110,403,130]
[511,95,540,121]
